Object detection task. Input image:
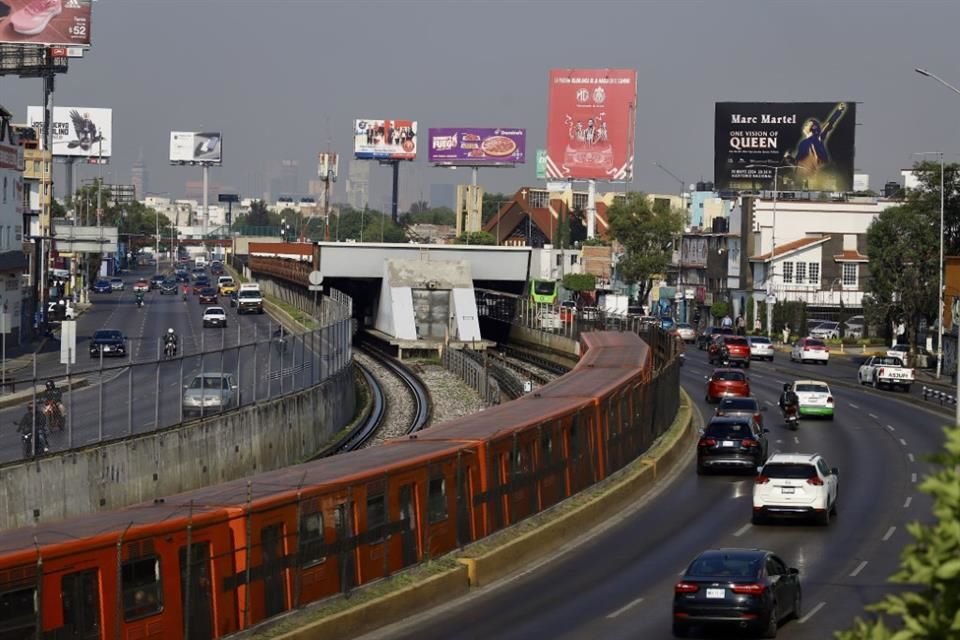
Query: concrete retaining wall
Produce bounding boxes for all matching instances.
[0,368,356,530]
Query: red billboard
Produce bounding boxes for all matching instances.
[545,68,637,181]
[0,0,93,47]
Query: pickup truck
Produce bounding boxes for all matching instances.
[857,355,914,392]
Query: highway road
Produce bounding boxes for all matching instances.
[0,264,332,464]
[360,346,947,639]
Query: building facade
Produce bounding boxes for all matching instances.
[0,107,27,345]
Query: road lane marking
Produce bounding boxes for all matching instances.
[606,596,644,618]
[912,473,918,483]
[794,436,800,444]
[886,425,895,432]
[799,601,826,624]
[907,453,914,462]
[733,523,751,537]
[868,413,878,419]
[899,438,907,446]
[849,403,859,409]
[764,400,774,406]
[904,496,912,508]
[849,561,868,577]
[882,526,896,541]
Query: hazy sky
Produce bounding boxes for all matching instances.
[3,0,960,209]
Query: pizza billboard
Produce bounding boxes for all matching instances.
[715,102,856,192]
[26,106,111,159]
[0,0,92,46]
[428,128,526,166]
[545,69,637,181]
[169,131,222,165]
[354,119,417,160]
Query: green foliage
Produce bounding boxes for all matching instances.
[562,273,596,292]
[607,192,685,303]
[772,300,807,334]
[50,198,66,218]
[482,192,512,224]
[836,424,960,639]
[402,207,456,226]
[244,200,273,228]
[333,207,406,243]
[455,231,495,245]
[710,301,730,319]
[905,160,960,255]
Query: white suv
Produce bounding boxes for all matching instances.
[753,453,839,525]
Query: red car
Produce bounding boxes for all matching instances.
[714,395,765,429]
[708,335,752,368]
[198,287,219,304]
[705,368,751,403]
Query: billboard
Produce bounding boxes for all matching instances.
[353,119,417,160]
[169,131,222,165]
[545,68,637,181]
[714,102,856,192]
[428,128,526,165]
[26,106,111,158]
[0,0,92,47]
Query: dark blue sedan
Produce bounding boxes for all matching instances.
[92,279,113,294]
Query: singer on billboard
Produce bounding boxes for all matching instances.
[784,102,847,182]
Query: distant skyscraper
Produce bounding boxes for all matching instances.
[346,160,370,210]
[131,150,148,200]
[268,159,300,201]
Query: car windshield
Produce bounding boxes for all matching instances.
[705,421,754,438]
[201,288,216,294]
[688,553,762,578]
[875,357,903,366]
[110,278,121,283]
[188,376,228,390]
[533,281,555,295]
[239,291,259,298]
[677,323,692,329]
[805,339,826,347]
[763,463,818,479]
[725,338,748,346]
[717,398,758,412]
[94,331,121,340]
[795,383,828,393]
[713,371,745,381]
[750,337,771,344]
[205,308,225,315]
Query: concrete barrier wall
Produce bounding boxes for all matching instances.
[0,368,356,530]
[508,324,581,360]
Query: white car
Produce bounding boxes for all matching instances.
[791,380,834,419]
[748,336,774,361]
[809,320,840,339]
[675,323,696,343]
[202,306,227,328]
[790,338,830,364]
[845,315,865,338]
[753,452,839,525]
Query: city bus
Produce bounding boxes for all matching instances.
[529,279,558,305]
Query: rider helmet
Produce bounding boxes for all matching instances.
[168,328,175,335]
[45,380,55,391]
[783,382,791,392]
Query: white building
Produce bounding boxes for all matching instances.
[0,105,26,344]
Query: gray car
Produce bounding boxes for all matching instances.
[182,372,238,417]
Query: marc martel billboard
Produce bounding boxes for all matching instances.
[715,102,855,192]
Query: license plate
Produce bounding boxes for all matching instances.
[705,588,725,599]
[722,440,735,447]
[781,487,795,494]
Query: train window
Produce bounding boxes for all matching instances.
[0,587,36,634]
[121,557,163,621]
[428,477,448,524]
[366,492,386,543]
[569,419,580,458]
[299,511,326,567]
[62,569,100,637]
[541,430,553,463]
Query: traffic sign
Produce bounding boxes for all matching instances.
[308,270,324,286]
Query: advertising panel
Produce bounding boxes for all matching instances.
[0,0,92,47]
[714,102,856,192]
[169,131,222,164]
[545,68,637,181]
[428,128,526,165]
[26,106,111,158]
[353,119,417,160]
[318,152,339,180]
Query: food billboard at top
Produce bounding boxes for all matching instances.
[715,102,856,192]
[544,69,637,181]
[427,128,526,166]
[169,131,222,165]
[26,106,111,159]
[0,0,92,46]
[354,119,417,160]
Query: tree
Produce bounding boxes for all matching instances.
[454,231,495,245]
[836,424,960,640]
[606,192,685,304]
[245,200,272,228]
[562,273,596,303]
[904,160,960,256]
[482,192,511,225]
[863,203,938,350]
[710,301,730,319]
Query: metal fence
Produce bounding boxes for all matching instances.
[4,293,354,465]
[440,348,503,406]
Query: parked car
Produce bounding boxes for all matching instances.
[696,416,768,474]
[149,274,166,290]
[844,315,865,338]
[714,396,765,429]
[202,306,227,328]
[675,322,696,343]
[753,452,839,525]
[708,335,751,368]
[790,338,830,365]
[92,279,113,294]
[132,279,149,294]
[673,548,801,638]
[198,287,219,304]
[697,326,734,351]
[791,380,834,419]
[182,372,238,417]
[704,368,751,403]
[89,329,126,358]
[109,277,124,291]
[887,344,934,369]
[748,336,774,361]
[808,320,840,340]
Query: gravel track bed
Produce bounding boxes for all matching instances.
[410,362,486,425]
[354,352,414,447]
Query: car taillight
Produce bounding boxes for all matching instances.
[731,583,766,595]
[699,438,717,447]
[755,475,770,484]
[675,582,699,594]
[879,368,885,377]
[742,439,759,448]
[807,477,824,486]
[827,396,833,404]
[803,347,810,352]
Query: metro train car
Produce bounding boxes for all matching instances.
[0,331,676,639]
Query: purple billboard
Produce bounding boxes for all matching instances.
[428,128,526,165]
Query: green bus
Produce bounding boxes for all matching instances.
[529,279,558,305]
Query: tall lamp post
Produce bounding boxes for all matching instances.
[912,149,945,380]
[653,162,689,320]
[746,163,798,337]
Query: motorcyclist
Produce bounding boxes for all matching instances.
[42,381,65,431]
[135,290,145,307]
[164,328,178,356]
[17,403,49,456]
[43,380,62,404]
[778,382,799,420]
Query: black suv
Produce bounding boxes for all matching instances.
[149,274,166,290]
[696,416,768,475]
[89,330,126,358]
[696,326,734,351]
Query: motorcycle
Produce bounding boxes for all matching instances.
[163,340,177,359]
[41,399,65,432]
[136,295,145,308]
[16,423,49,458]
[783,405,799,430]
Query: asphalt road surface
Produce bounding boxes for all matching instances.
[0,265,335,464]
[359,346,947,639]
